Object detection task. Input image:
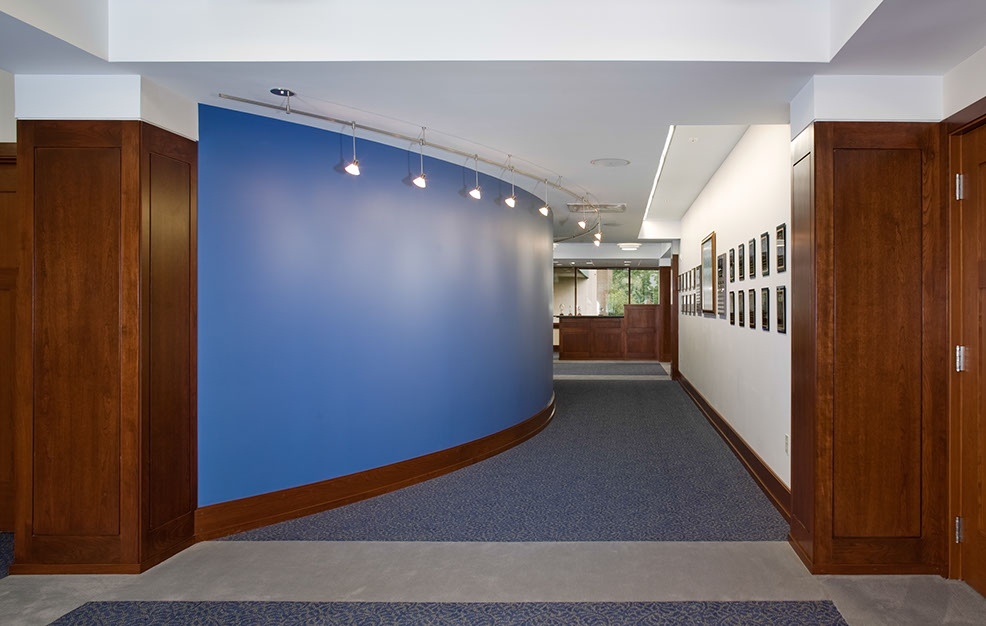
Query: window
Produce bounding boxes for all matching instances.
[553,266,662,316]
[631,269,661,305]
[579,268,628,316]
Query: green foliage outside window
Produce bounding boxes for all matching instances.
[605,269,661,316]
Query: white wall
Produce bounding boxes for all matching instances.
[678,124,792,486]
[945,44,986,117]
[14,74,198,140]
[0,70,14,142]
[790,75,943,137]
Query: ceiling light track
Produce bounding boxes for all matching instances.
[218,92,593,204]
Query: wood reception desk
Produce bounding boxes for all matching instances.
[558,304,668,360]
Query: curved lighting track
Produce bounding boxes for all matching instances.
[218,93,595,205]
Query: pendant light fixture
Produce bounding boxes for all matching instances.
[505,156,517,208]
[577,199,587,229]
[344,121,360,176]
[469,155,482,199]
[539,179,550,216]
[595,210,603,241]
[412,127,427,188]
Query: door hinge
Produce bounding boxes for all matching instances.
[956,516,964,544]
[956,174,965,200]
[956,345,968,372]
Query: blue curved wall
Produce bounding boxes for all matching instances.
[197,105,554,506]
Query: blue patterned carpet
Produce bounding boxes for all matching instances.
[52,601,847,625]
[225,381,789,541]
[0,532,12,580]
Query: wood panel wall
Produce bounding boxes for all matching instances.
[0,143,16,530]
[12,121,197,574]
[789,122,947,575]
[658,266,672,361]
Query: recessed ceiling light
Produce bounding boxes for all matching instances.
[618,243,641,251]
[570,262,575,265]
[590,158,630,168]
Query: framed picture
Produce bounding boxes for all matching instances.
[760,232,770,276]
[729,248,735,282]
[716,253,726,316]
[738,243,745,280]
[738,290,745,326]
[701,232,716,314]
[761,288,770,330]
[777,223,787,272]
[729,291,735,325]
[777,286,787,333]
[748,238,756,278]
[748,289,755,328]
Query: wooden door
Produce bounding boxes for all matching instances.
[0,144,16,531]
[955,121,986,597]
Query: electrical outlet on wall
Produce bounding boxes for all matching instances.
[785,434,790,456]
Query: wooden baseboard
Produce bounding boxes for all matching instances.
[9,562,145,575]
[194,395,556,541]
[677,374,791,522]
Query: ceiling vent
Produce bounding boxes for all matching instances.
[566,202,627,214]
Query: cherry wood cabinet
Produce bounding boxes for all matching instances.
[789,122,947,574]
[0,143,16,531]
[11,121,197,574]
[558,302,668,361]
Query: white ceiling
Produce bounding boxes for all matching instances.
[824,0,986,74]
[644,125,749,223]
[2,1,986,247]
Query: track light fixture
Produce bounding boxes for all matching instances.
[412,127,427,188]
[594,239,601,247]
[270,88,296,115]
[469,155,482,199]
[504,156,517,208]
[231,92,602,220]
[595,212,603,241]
[344,121,360,176]
[539,179,550,216]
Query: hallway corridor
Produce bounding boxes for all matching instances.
[1,379,985,624]
[223,380,787,542]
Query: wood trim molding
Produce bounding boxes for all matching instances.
[0,143,14,165]
[194,395,557,541]
[944,94,986,134]
[677,374,791,522]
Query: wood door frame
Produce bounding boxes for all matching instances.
[945,96,986,582]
